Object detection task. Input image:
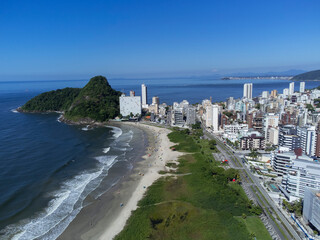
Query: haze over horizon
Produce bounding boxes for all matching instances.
[1,0,320,81]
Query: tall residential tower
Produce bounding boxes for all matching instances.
[289,82,295,95]
[243,83,253,99]
[141,84,148,108]
[300,82,305,93]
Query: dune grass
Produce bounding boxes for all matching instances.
[115,129,269,240]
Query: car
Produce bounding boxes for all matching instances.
[259,177,263,179]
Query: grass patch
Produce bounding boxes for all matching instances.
[236,216,272,240]
[165,162,178,168]
[116,129,270,240]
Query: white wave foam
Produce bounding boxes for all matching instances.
[2,155,119,240]
[113,147,133,152]
[56,116,62,123]
[103,147,110,154]
[11,109,18,113]
[108,126,122,139]
[81,125,91,131]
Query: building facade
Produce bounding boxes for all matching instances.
[281,158,320,198]
[119,94,142,117]
[303,189,320,232]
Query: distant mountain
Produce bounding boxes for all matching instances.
[20,76,121,124]
[291,69,320,81]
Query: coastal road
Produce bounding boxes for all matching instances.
[204,131,303,240]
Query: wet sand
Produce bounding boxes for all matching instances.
[58,122,181,240]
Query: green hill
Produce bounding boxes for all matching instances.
[21,88,81,112]
[292,69,320,81]
[64,76,121,122]
[20,76,121,123]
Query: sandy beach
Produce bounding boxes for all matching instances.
[58,122,182,240]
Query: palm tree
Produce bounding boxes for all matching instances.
[248,149,261,161]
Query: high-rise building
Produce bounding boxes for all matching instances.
[297,125,316,156]
[281,158,320,198]
[240,133,265,150]
[246,113,253,129]
[141,84,148,108]
[172,108,184,126]
[243,83,253,99]
[264,114,279,138]
[227,97,235,110]
[300,82,305,93]
[212,105,219,132]
[279,125,301,151]
[303,189,320,232]
[119,94,141,117]
[205,105,213,128]
[272,151,297,176]
[289,82,295,95]
[316,124,320,157]
[186,107,196,126]
[152,96,159,105]
[262,91,269,98]
[266,127,279,145]
[283,88,289,96]
[271,90,278,97]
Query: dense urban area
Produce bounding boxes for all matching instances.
[119,81,320,240]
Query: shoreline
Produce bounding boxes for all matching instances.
[58,122,182,240]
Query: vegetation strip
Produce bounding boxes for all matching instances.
[115,128,271,240]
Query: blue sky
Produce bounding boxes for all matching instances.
[0,0,320,80]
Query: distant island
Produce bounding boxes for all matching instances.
[291,69,320,81]
[221,76,292,80]
[19,75,121,124]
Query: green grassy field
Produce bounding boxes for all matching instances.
[236,216,272,240]
[115,129,270,240]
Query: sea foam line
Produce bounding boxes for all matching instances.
[103,147,110,153]
[2,155,119,240]
[108,126,122,139]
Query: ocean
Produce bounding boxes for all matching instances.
[0,77,319,239]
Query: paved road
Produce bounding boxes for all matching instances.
[204,131,303,240]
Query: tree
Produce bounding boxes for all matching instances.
[181,129,190,135]
[192,122,201,129]
[248,150,261,161]
[208,139,217,150]
[306,104,315,112]
[223,111,233,118]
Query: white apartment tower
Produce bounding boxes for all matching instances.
[289,82,295,95]
[212,105,219,132]
[243,83,253,99]
[300,82,305,93]
[205,105,213,128]
[283,88,289,96]
[297,125,316,156]
[264,113,279,138]
[141,84,148,108]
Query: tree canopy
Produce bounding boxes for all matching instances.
[21,75,121,122]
